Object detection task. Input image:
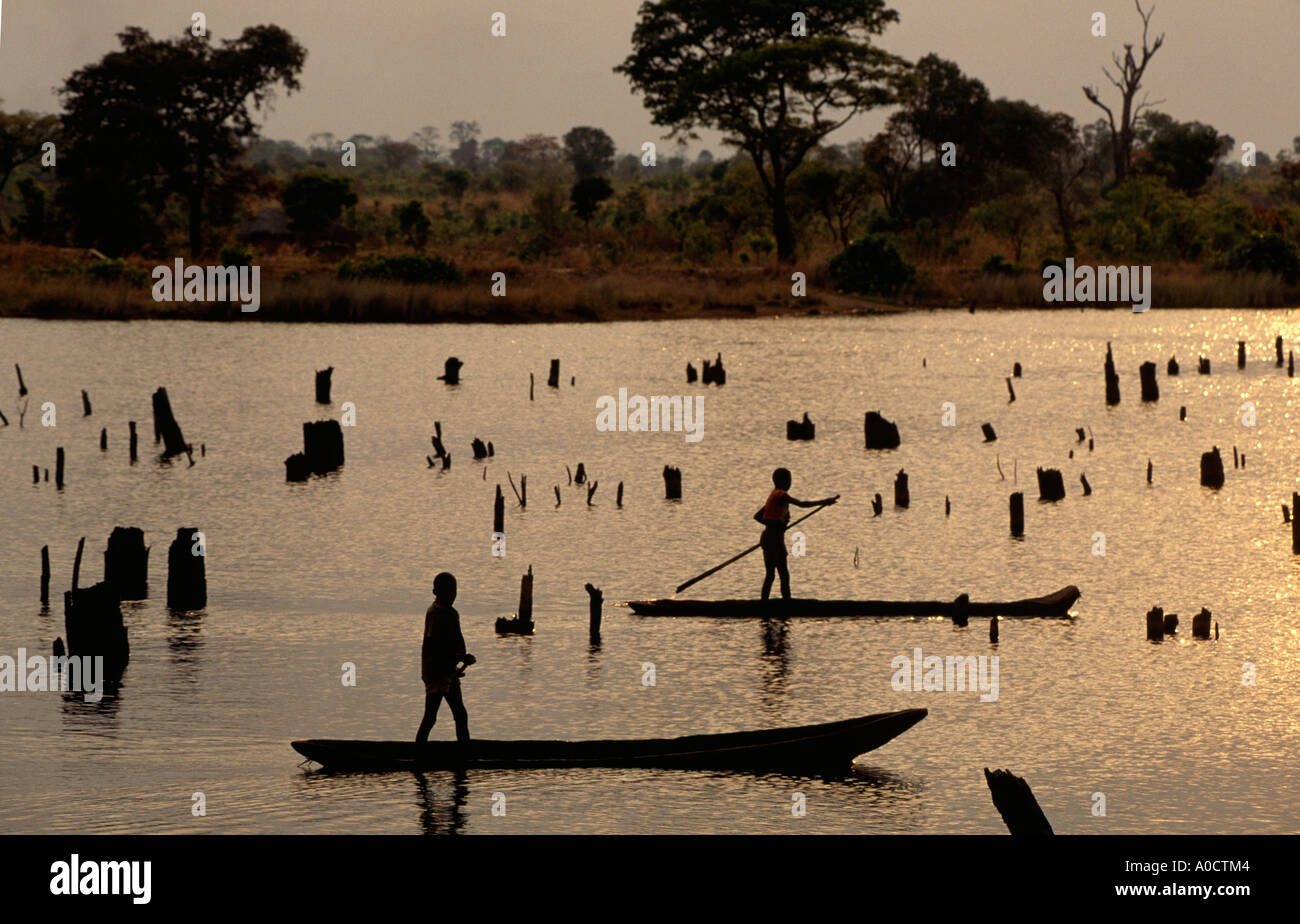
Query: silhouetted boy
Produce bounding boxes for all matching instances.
[416,572,474,744]
[754,468,838,600]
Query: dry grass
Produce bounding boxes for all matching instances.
[1,242,1294,322]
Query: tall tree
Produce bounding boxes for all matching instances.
[563,126,617,178]
[616,0,909,262]
[1083,0,1165,184]
[59,25,305,256]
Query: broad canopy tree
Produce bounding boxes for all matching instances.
[58,25,306,256]
[616,0,910,262]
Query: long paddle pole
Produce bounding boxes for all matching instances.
[675,503,831,594]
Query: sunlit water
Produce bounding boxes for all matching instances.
[1,309,1298,834]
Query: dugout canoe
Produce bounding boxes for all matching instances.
[624,585,1079,619]
[291,709,926,772]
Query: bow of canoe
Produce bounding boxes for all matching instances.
[292,708,927,772]
[623,585,1079,619]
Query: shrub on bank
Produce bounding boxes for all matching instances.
[336,254,464,284]
[829,234,916,296]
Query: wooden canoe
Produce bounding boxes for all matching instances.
[624,585,1080,619]
[292,709,927,772]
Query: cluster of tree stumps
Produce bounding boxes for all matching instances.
[1146,606,1216,641]
[286,420,345,481]
[785,412,815,441]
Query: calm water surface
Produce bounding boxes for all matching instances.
[1,310,1297,833]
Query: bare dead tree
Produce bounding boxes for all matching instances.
[1082,0,1165,183]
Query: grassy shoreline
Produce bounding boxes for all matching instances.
[2,246,1296,323]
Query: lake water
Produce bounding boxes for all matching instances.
[1,309,1297,834]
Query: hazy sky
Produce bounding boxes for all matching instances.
[1,0,1296,157]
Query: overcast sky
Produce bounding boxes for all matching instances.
[2,0,1296,157]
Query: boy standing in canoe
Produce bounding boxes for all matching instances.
[416,572,475,744]
[754,468,838,600]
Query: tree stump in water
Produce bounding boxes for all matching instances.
[1080,473,1091,496]
[41,546,50,606]
[55,447,64,490]
[871,493,883,517]
[1146,606,1165,641]
[1103,343,1120,405]
[1277,336,1284,367]
[1036,468,1065,502]
[663,466,682,500]
[893,470,909,508]
[786,412,815,441]
[864,411,901,449]
[438,357,463,385]
[616,481,624,507]
[104,527,149,600]
[981,423,997,442]
[285,453,311,482]
[1139,362,1158,401]
[81,390,92,416]
[701,353,726,385]
[547,359,560,389]
[302,420,345,474]
[1167,355,1179,375]
[1198,356,1211,375]
[1192,607,1212,639]
[1013,362,1022,378]
[983,768,1053,835]
[1005,377,1015,402]
[152,387,192,460]
[1238,341,1246,369]
[586,583,603,643]
[686,363,697,383]
[1010,493,1024,537]
[471,438,489,461]
[495,566,535,635]
[574,463,587,484]
[1162,611,1179,635]
[1200,447,1225,489]
[493,486,505,535]
[64,581,130,679]
[129,421,138,463]
[167,528,207,611]
[315,366,333,403]
[99,428,107,451]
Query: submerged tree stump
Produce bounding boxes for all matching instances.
[55,447,64,490]
[663,465,682,500]
[893,470,909,508]
[586,583,603,643]
[1167,355,1179,375]
[81,390,92,417]
[1146,606,1165,641]
[984,768,1053,835]
[949,593,969,627]
[99,428,107,451]
[1104,343,1120,405]
[152,387,192,460]
[41,545,50,606]
[129,421,138,463]
[104,527,149,601]
[1010,492,1024,537]
[574,463,587,484]
[471,438,489,461]
[686,363,697,383]
[1277,336,1284,367]
[786,412,815,441]
[1198,356,1211,375]
[64,581,130,678]
[864,411,901,449]
[871,493,883,517]
[1200,447,1225,489]
[315,366,333,403]
[302,420,345,474]
[438,357,463,385]
[1238,341,1246,369]
[1080,473,1092,496]
[167,528,206,610]
[981,423,997,442]
[1139,362,1158,401]
[1036,468,1065,502]
[495,565,535,635]
[1192,607,1212,639]
[547,359,560,389]
[701,353,726,385]
[493,485,505,535]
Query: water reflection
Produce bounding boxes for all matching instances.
[413,770,468,835]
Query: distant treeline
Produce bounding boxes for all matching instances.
[1,6,1299,303]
